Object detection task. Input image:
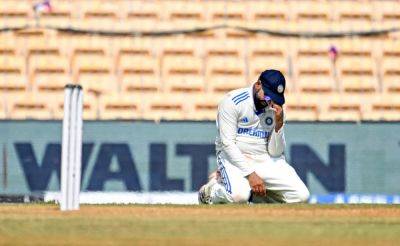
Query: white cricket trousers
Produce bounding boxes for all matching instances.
[210,151,310,204]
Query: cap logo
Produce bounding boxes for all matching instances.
[277,84,284,93]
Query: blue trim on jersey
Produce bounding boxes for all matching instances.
[232,92,249,105]
[219,166,231,194]
[234,95,250,105]
[233,94,249,104]
[232,91,247,101]
[217,154,232,194]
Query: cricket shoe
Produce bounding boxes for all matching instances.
[198,171,219,204]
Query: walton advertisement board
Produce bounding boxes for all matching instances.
[1,121,399,195]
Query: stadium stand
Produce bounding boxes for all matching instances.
[382,40,400,93]
[376,0,400,29]
[8,92,52,119]
[190,93,224,120]
[284,93,319,121]
[124,0,161,30]
[51,91,98,119]
[142,93,187,121]
[162,56,204,93]
[0,0,399,121]
[99,93,141,120]
[318,92,362,121]
[365,93,400,121]
[36,1,71,27]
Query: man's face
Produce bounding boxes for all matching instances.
[254,81,272,109]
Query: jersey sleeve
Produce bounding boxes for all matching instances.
[267,123,286,157]
[217,98,255,176]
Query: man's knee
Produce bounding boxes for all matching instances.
[295,186,310,203]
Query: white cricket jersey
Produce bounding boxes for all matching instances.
[215,85,286,176]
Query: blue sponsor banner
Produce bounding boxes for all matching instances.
[0,120,399,195]
[309,194,400,204]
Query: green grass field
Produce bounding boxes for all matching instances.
[0,204,399,245]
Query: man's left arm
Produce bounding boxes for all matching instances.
[267,103,286,157]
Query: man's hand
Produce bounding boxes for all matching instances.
[271,103,284,132]
[246,172,266,196]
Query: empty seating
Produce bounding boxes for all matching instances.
[99,93,141,120]
[163,1,206,28]
[0,36,18,58]
[363,93,400,121]
[119,56,160,93]
[381,40,400,93]
[248,0,288,28]
[0,0,30,27]
[78,74,118,95]
[0,74,27,94]
[73,55,113,77]
[205,40,246,59]
[34,74,70,94]
[292,0,331,30]
[296,39,333,59]
[252,36,289,53]
[51,89,98,120]
[0,55,26,92]
[0,55,25,74]
[189,93,224,120]
[318,93,362,121]
[374,0,400,29]
[1,0,400,121]
[124,1,161,30]
[142,93,187,121]
[29,55,69,77]
[162,57,204,93]
[36,0,72,27]
[160,38,200,58]
[284,93,319,121]
[13,29,48,52]
[296,57,334,93]
[337,39,375,59]
[337,57,377,93]
[69,37,111,87]
[381,58,400,93]
[68,36,110,61]
[206,57,246,93]
[297,76,336,94]
[206,1,247,25]
[9,93,52,119]
[333,0,374,27]
[115,38,156,60]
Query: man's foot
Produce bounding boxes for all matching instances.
[198,173,218,204]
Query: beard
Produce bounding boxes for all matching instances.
[254,97,269,111]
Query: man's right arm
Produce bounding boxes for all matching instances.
[217,98,255,176]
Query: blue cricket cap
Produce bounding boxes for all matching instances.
[259,69,286,106]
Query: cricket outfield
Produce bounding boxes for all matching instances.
[0,204,399,245]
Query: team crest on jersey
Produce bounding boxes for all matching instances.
[265,117,273,126]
